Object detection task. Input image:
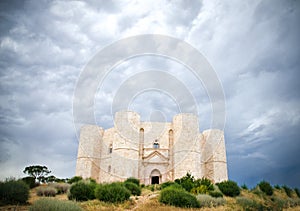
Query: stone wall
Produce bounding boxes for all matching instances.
[75,111,228,184]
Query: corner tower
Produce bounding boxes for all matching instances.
[75,125,103,181]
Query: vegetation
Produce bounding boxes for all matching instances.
[36,186,57,197]
[295,188,300,198]
[209,191,224,198]
[160,181,176,189]
[217,180,240,197]
[282,185,293,197]
[30,198,82,211]
[196,194,226,207]
[0,179,29,205]
[258,180,273,196]
[49,183,70,194]
[125,177,140,186]
[68,181,96,201]
[95,182,131,203]
[191,177,214,194]
[1,167,300,210]
[274,184,281,189]
[241,184,248,190]
[174,173,214,195]
[67,176,83,184]
[124,181,141,196]
[236,196,265,210]
[159,186,200,208]
[23,165,51,183]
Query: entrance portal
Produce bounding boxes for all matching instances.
[150,169,161,184]
[151,176,159,184]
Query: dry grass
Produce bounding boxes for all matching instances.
[1,186,300,211]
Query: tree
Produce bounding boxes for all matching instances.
[23,165,51,183]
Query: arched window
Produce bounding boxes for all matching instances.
[153,140,160,149]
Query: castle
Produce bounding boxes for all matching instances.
[75,111,228,185]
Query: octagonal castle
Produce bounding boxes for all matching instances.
[76,111,228,185]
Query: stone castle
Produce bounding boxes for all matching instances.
[75,111,228,185]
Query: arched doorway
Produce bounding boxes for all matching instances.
[150,169,161,184]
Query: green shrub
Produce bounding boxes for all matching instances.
[30,198,82,211]
[67,176,83,184]
[236,197,264,211]
[194,178,214,191]
[241,184,248,190]
[68,181,96,201]
[274,184,281,189]
[124,182,141,196]
[159,186,200,208]
[125,177,140,186]
[282,185,292,197]
[21,177,37,189]
[0,179,29,205]
[160,181,175,189]
[196,194,226,207]
[209,191,223,198]
[217,180,240,197]
[49,183,70,194]
[258,181,273,196]
[295,188,300,198]
[36,186,57,197]
[191,185,209,194]
[95,182,131,203]
[174,172,195,192]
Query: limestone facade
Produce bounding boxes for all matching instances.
[76,111,228,185]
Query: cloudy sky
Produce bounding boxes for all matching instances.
[0,0,299,188]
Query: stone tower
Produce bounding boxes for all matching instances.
[75,111,228,184]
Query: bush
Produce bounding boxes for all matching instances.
[36,186,57,197]
[124,182,141,196]
[209,191,223,198]
[217,180,240,197]
[49,183,70,194]
[194,178,214,191]
[175,172,195,192]
[0,179,29,205]
[161,181,176,189]
[30,198,82,211]
[241,184,248,190]
[282,185,292,197]
[295,188,300,198]
[258,181,273,196]
[236,197,264,210]
[68,181,96,201]
[67,176,83,184]
[125,177,140,186]
[196,194,226,207]
[95,182,131,203]
[191,185,209,194]
[274,184,281,189]
[21,177,37,189]
[159,186,200,208]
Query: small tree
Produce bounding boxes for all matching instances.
[23,165,51,183]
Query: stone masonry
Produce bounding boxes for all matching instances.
[76,111,228,185]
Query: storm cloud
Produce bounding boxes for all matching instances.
[0,0,299,188]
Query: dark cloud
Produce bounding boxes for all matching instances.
[0,0,299,188]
